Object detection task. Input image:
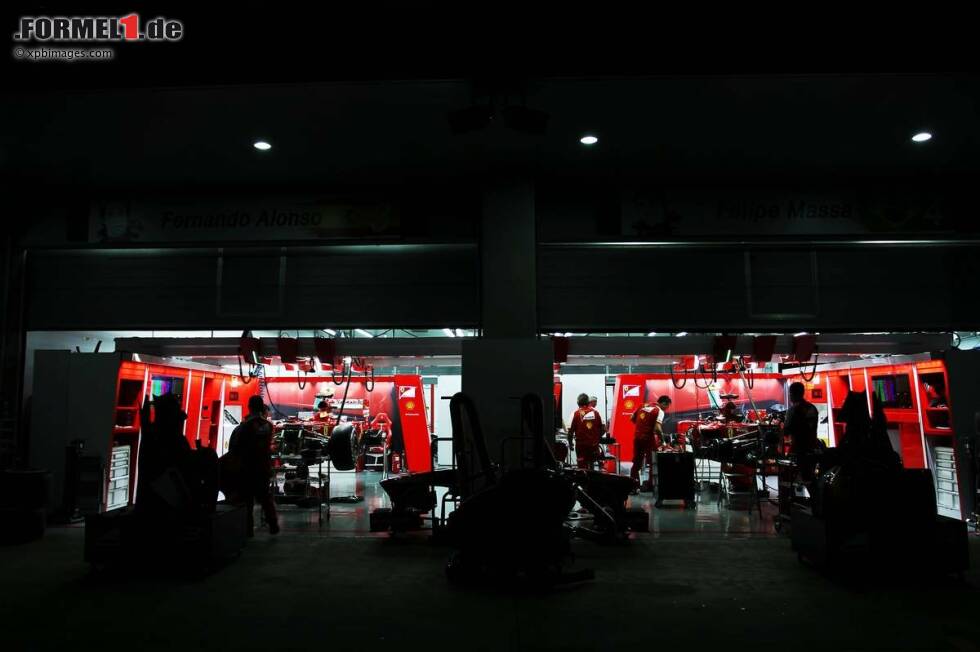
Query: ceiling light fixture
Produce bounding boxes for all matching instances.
[675,332,688,337]
[580,134,598,145]
[911,132,932,143]
[253,140,272,151]
[647,332,658,337]
[322,329,336,336]
[443,328,456,338]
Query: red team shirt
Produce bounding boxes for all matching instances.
[569,406,603,447]
[632,405,663,445]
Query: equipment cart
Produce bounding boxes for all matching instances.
[655,451,696,508]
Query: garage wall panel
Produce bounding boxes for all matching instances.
[26,244,479,330]
[27,250,218,329]
[538,246,747,330]
[817,247,955,330]
[540,243,979,332]
[281,245,479,327]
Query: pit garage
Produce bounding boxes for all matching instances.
[23,330,977,570]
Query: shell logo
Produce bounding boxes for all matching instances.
[624,399,635,410]
[405,400,415,410]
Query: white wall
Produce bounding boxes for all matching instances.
[559,374,608,431]
[431,374,461,466]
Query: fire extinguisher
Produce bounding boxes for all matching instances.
[390,452,402,475]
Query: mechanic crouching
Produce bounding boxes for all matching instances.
[570,393,604,469]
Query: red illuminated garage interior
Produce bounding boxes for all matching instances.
[26,330,971,541]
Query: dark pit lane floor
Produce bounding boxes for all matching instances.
[2,471,978,651]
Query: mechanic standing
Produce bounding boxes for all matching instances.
[569,393,604,469]
[228,395,280,535]
[783,381,820,482]
[630,395,671,492]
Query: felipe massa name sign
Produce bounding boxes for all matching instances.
[90,199,399,243]
[621,190,949,238]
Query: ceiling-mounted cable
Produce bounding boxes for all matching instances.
[670,362,688,389]
[739,357,755,389]
[332,357,348,386]
[693,363,713,389]
[258,365,285,419]
[364,362,375,392]
[799,352,820,382]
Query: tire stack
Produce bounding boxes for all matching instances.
[0,469,50,544]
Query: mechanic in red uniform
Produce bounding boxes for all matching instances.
[630,395,672,492]
[569,393,604,469]
[312,400,332,422]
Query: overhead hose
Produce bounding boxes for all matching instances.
[334,363,355,439]
[670,363,687,389]
[258,365,286,419]
[693,363,713,390]
[237,351,255,385]
[740,357,755,389]
[332,356,350,386]
[800,353,819,382]
[364,362,375,392]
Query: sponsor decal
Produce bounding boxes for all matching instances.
[623,384,640,398]
[398,386,416,399]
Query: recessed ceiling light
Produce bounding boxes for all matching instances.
[253,140,272,151]
[580,134,598,145]
[911,132,932,143]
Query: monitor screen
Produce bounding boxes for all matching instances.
[872,374,912,409]
[151,375,185,401]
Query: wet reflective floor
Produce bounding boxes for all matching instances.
[273,470,782,538]
[14,472,979,652]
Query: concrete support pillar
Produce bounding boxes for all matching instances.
[461,179,553,466]
[479,178,537,339]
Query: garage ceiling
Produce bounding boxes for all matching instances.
[2,5,978,193]
[4,74,978,192]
